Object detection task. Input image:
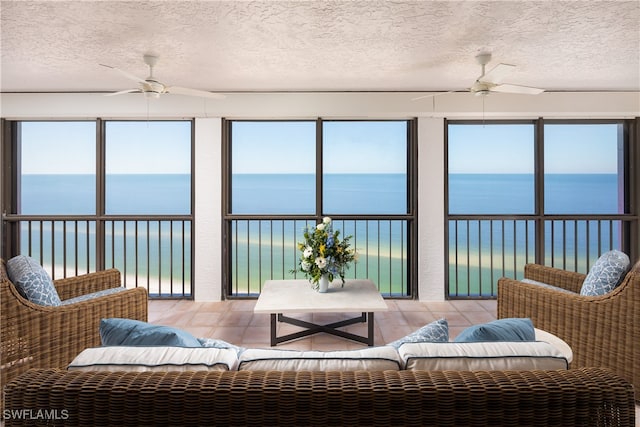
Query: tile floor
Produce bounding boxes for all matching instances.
[148,298,498,350]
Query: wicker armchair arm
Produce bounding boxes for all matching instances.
[54,269,122,300]
[524,263,586,293]
[4,368,635,426]
[497,276,609,329]
[0,286,148,400]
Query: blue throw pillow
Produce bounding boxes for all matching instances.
[454,318,535,342]
[387,318,449,348]
[580,250,630,296]
[6,255,61,306]
[100,318,202,347]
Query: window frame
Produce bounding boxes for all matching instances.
[445,118,638,299]
[222,118,418,299]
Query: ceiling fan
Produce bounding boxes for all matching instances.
[100,54,225,99]
[413,52,544,101]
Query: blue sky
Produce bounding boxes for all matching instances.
[449,123,620,174]
[20,121,191,174]
[232,121,407,174]
[20,120,620,175]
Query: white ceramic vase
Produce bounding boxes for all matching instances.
[317,274,329,293]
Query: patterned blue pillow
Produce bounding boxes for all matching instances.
[387,318,449,348]
[581,250,630,296]
[60,287,127,305]
[6,255,61,306]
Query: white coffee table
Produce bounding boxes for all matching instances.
[254,279,388,346]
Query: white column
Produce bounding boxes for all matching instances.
[193,118,222,301]
[417,117,446,301]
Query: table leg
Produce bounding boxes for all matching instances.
[270,313,277,347]
[270,311,376,346]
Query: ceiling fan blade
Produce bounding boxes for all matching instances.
[481,63,515,84]
[105,89,141,97]
[411,90,460,101]
[491,84,545,95]
[99,64,147,84]
[166,86,226,99]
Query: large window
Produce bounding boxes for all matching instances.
[448,124,535,214]
[19,121,96,215]
[447,120,634,298]
[3,120,194,298]
[231,121,316,214]
[225,119,416,298]
[323,121,407,214]
[105,121,192,215]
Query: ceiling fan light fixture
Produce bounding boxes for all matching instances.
[144,91,161,99]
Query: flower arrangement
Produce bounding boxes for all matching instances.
[295,217,356,289]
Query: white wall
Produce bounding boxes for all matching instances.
[1,92,638,301]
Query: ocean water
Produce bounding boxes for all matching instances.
[20,173,621,217]
[232,173,407,214]
[17,173,624,296]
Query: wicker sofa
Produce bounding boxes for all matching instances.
[0,259,148,399]
[497,259,640,396]
[2,367,636,426]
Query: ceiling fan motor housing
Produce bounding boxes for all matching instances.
[143,79,164,98]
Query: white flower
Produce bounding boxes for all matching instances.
[316,223,325,231]
[323,217,332,224]
[301,261,311,271]
[303,246,313,258]
[315,257,327,269]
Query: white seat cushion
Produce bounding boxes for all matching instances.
[398,340,569,371]
[534,328,573,363]
[238,346,401,371]
[68,346,239,372]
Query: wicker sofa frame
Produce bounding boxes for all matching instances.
[497,260,639,397]
[3,367,636,426]
[0,259,148,401]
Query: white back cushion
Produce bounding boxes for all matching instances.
[238,346,401,371]
[68,346,239,372]
[398,341,569,371]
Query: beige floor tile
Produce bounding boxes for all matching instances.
[148,298,498,350]
[210,326,246,343]
[448,300,487,311]
[250,313,271,326]
[476,299,497,314]
[402,311,437,327]
[182,326,217,338]
[189,311,223,326]
[421,301,457,312]
[242,326,271,343]
[217,311,253,327]
[374,310,409,325]
[461,310,498,325]
[432,311,473,327]
[229,300,257,311]
[194,301,231,313]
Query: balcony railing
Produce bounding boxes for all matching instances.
[226,217,411,297]
[3,215,192,298]
[447,215,633,298]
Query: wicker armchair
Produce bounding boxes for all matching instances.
[0,259,148,397]
[497,259,639,396]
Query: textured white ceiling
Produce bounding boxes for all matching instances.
[1,0,639,94]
